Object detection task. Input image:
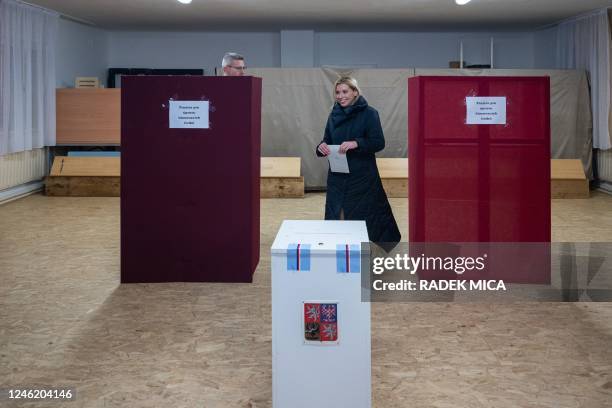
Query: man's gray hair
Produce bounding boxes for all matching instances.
[222,52,244,68]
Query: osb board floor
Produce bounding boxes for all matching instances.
[1,193,612,408]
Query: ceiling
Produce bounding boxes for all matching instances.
[26,0,612,31]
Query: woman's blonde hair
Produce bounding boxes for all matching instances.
[334,76,361,97]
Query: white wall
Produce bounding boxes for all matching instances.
[281,30,315,67]
[108,31,281,75]
[56,19,109,87]
[55,26,560,85]
[534,27,557,69]
[105,30,547,73]
[316,31,537,69]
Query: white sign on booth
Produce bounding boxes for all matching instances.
[169,100,209,129]
[466,96,507,124]
[271,220,371,408]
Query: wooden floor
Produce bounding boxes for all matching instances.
[1,193,612,407]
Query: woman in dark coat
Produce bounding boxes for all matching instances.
[316,76,401,246]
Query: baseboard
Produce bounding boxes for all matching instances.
[596,180,612,195]
[0,180,44,205]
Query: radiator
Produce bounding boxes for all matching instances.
[0,148,47,191]
[597,149,612,193]
[598,149,612,183]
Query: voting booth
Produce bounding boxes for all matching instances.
[271,220,371,408]
[121,76,261,283]
[408,76,551,283]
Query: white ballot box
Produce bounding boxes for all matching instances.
[271,220,371,408]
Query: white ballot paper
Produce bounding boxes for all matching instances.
[327,145,350,173]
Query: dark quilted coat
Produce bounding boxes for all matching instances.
[316,96,401,245]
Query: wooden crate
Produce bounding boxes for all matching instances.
[377,158,408,198]
[261,157,304,198]
[551,159,589,199]
[45,156,120,196]
[75,77,100,88]
[56,88,121,145]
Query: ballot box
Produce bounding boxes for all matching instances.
[121,76,261,283]
[271,220,371,408]
[408,76,550,283]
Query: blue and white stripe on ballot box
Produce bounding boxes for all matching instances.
[287,243,361,273]
[336,244,361,273]
[287,243,311,271]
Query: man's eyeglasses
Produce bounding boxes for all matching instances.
[230,65,247,71]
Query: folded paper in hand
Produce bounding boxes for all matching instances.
[327,145,350,173]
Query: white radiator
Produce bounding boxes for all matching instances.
[0,148,47,191]
[597,149,612,193]
[598,149,612,183]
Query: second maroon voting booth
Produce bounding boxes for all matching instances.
[408,76,551,283]
[121,76,261,283]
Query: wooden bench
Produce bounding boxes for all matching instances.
[377,158,589,199]
[46,156,305,198]
[260,157,304,198]
[45,156,120,196]
[551,159,589,199]
[377,158,408,198]
[46,156,585,199]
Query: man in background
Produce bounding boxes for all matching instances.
[222,52,246,76]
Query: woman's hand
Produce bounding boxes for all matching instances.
[318,142,331,156]
[338,141,358,154]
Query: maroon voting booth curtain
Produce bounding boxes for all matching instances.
[408,76,551,283]
[121,76,261,283]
